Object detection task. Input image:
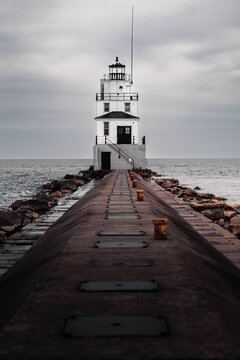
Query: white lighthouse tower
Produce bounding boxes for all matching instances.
[93,57,146,170]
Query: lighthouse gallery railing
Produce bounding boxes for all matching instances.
[96,136,145,145]
[96,93,138,101]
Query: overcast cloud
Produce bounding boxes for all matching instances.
[0,0,239,158]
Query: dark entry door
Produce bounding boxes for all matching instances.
[101,152,111,170]
[117,126,131,144]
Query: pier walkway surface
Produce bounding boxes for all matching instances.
[0,170,240,359]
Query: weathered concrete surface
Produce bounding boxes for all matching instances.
[0,170,240,359]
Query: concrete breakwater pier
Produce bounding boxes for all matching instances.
[0,170,240,359]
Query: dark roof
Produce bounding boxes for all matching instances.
[109,56,125,68]
[95,111,139,119]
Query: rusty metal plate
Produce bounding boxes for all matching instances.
[109,200,132,203]
[89,259,153,267]
[98,231,145,236]
[105,214,141,220]
[95,241,148,249]
[79,280,159,292]
[107,209,136,213]
[108,205,134,209]
[65,315,169,337]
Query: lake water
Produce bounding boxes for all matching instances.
[0,158,239,208]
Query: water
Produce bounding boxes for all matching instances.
[0,159,92,208]
[0,158,239,208]
[147,158,240,205]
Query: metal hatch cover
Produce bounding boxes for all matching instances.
[64,315,169,337]
[79,280,159,292]
[95,241,148,248]
[89,259,153,267]
[98,231,145,236]
[105,214,141,219]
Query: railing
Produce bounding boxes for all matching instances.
[96,136,145,145]
[103,73,131,82]
[96,93,138,101]
[106,138,134,169]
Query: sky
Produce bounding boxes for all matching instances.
[0,0,239,159]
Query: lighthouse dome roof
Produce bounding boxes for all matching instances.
[109,56,125,68]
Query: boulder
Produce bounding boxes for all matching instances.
[0,210,22,233]
[178,188,198,201]
[0,231,7,242]
[64,174,76,179]
[229,216,240,238]
[190,201,225,212]
[50,190,62,198]
[59,179,81,192]
[196,193,216,200]
[201,209,224,222]
[58,189,73,196]
[216,219,226,227]
[34,191,50,200]
[43,180,62,192]
[224,211,237,222]
[169,187,181,195]
[11,199,53,214]
[194,186,201,190]
[22,211,40,226]
[155,178,180,188]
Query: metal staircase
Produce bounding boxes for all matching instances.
[106,138,135,169]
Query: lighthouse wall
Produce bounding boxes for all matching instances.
[93,144,146,170]
[96,100,138,117]
[95,118,139,141]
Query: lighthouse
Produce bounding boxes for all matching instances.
[93,57,146,170]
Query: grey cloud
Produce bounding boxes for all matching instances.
[0,0,239,158]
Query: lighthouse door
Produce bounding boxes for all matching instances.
[101,152,111,170]
[117,126,131,144]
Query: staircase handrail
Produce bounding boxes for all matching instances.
[106,138,135,169]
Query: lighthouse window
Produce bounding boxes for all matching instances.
[104,122,109,136]
[125,103,131,112]
[104,103,110,112]
[125,127,131,134]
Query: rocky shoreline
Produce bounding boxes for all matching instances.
[152,176,240,239]
[0,167,110,242]
[1,167,239,242]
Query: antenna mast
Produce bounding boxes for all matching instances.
[130,6,134,85]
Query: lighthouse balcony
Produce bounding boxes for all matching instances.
[103,73,131,82]
[96,93,138,101]
[96,135,145,145]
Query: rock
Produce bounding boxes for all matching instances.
[224,211,237,222]
[0,231,7,242]
[216,219,226,227]
[11,199,53,214]
[169,187,181,195]
[59,179,83,192]
[43,180,62,192]
[59,189,73,196]
[50,190,62,198]
[34,191,50,200]
[64,174,76,179]
[201,209,225,222]
[22,211,40,226]
[0,210,22,233]
[229,216,240,238]
[155,178,180,188]
[196,193,216,200]
[178,188,198,201]
[190,201,225,212]
[194,186,201,190]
